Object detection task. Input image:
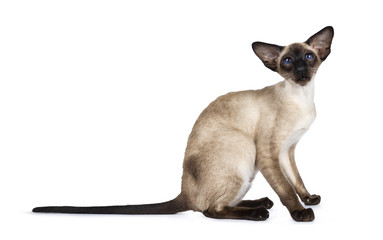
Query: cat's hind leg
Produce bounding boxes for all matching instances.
[236,197,274,209]
[203,206,269,221]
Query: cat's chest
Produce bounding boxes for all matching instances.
[279,83,316,147]
[284,82,315,130]
[292,105,316,131]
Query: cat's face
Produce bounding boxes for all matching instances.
[252,26,334,86]
[278,43,320,86]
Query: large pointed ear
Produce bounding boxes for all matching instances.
[252,42,284,72]
[306,26,334,61]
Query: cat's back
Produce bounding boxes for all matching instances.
[188,89,265,141]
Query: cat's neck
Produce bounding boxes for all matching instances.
[278,77,315,110]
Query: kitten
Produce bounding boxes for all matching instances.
[33,26,334,222]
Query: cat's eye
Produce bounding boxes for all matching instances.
[305,53,313,60]
[283,57,292,65]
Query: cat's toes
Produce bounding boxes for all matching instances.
[251,207,269,221]
[291,208,315,222]
[303,194,321,205]
[261,197,274,209]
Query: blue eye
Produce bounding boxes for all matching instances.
[283,57,292,65]
[305,53,313,60]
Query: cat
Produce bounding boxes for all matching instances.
[33,26,334,222]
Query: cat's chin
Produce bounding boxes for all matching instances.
[294,77,311,86]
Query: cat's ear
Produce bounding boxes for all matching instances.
[305,26,334,61]
[252,42,284,72]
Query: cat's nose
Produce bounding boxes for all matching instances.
[296,66,306,73]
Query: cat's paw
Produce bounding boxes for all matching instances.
[250,207,269,221]
[291,208,315,222]
[236,197,274,209]
[302,194,321,205]
[260,197,274,209]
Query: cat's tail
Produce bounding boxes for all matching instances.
[32,194,188,215]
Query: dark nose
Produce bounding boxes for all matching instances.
[295,63,307,78]
[296,65,305,73]
[295,59,306,74]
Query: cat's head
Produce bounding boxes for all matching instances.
[252,26,334,86]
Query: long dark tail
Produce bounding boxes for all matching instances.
[32,195,188,215]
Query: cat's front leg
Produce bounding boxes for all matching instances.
[256,151,314,222]
[287,144,321,206]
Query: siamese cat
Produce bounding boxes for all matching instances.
[33,26,334,222]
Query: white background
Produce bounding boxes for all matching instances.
[1,0,382,239]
